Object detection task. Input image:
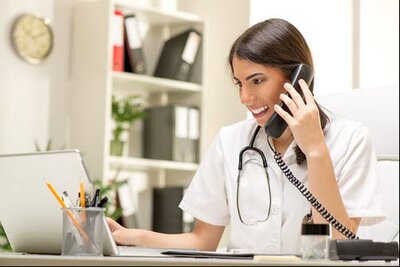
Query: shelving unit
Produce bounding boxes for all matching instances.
[69,0,250,235]
[112,71,202,94]
[114,1,203,25]
[109,156,199,172]
[70,0,204,184]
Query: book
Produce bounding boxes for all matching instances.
[154,29,202,82]
[124,14,146,74]
[112,10,124,71]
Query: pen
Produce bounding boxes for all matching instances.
[75,192,80,207]
[62,191,83,225]
[90,189,100,207]
[97,196,108,208]
[62,191,75,208]
[85,195,91,208]
[45,181,89,241]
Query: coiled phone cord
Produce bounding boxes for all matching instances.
[267,139,358,239]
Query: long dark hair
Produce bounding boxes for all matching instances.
[229,18,329,165]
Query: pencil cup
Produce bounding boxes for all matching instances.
[61,207,105,256]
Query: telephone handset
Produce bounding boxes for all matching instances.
[264,64,314,138]
[263,64,358,239]
[260,64,398,259]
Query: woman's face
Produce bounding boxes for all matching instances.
[232,56,288,126]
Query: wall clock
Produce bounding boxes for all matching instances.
[11,14,54,64]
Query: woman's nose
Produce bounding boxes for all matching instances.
[240,86,255,105]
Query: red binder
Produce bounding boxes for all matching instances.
[112,10,124,71]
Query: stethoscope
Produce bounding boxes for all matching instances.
[236,125,272,225]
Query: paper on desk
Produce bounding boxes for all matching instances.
[117,246,168,257]
[253,254,301,262]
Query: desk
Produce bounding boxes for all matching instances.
[0,253,398,266]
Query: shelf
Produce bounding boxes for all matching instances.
[109,156,199,172]
[114,1,203,25]
[112,71,202,94]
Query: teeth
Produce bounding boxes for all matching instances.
[250,105,268,115]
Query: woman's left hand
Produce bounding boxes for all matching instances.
[274,79,326,157]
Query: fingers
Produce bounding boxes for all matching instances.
[274,103,295,125]
[283,82,306,109]
[106,217,122,232]
[298,79,315,105]
[279,93,298,116]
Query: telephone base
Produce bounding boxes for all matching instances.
[329,239,399,262]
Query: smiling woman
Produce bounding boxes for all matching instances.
[105,18,386,255]
[10,13,53,64]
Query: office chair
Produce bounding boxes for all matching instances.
[317,85,399,242]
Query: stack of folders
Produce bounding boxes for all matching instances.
[143,105,200,163]
[112,11,202,83]
[154,29,202,84]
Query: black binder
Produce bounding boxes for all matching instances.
[143,105,200,163]
[124,14,147,74]
[152,187,184,234]
[154,29,202,82]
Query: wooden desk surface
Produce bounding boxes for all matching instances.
[0,253,398,266]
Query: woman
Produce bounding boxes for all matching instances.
[107,18,385,254]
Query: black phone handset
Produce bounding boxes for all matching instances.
[264,64,314,139]
[265,64,358,239]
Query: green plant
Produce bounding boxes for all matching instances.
[34,138,66,152]
[111,95,147,142]
[0,222,12,252]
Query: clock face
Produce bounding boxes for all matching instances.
[11,14,53,64]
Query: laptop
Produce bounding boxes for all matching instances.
[0,150,165,257]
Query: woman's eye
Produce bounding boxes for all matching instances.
[252,79,263,85]
[235,81,242,87]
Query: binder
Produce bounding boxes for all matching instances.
[143,105,200,163]
[154,29,202,82]
[152,187,184,234]
[112,10,124,71]
[188,42,202,84]
[124,14,146,74]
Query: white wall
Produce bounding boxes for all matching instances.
[0,0,71,154]
[250,0,399,95]
[178,0,249,156]
[359,0,399,88]
[0,0,249,157]
[250,0,354,95]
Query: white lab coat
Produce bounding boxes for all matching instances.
[179,115,386,254]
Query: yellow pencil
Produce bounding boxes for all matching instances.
[45,181,89,242]
[46,181,66,208]
[80,180,87,223]
[80,180,86,208]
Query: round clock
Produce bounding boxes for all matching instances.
[11,14,54,64]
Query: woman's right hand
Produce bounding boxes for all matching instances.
[106,217,140,246]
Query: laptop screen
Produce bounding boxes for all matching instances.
[0,150,98,254]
